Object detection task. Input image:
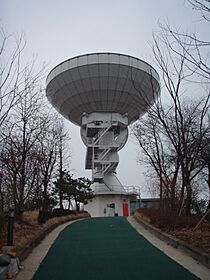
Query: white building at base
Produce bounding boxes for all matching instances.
[84,183,137,217]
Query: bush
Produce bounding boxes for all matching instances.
[38,209,77,223]
[21,211,39,225]
[52,208,76,217]
[38,211,53,223]
[137,208,200,230]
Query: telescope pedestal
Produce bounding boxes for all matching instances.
[81,112,128,190]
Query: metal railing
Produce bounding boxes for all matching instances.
[94,185,139,195]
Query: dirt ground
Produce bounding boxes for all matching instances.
[166,224,210,255]
[0,211,89,255]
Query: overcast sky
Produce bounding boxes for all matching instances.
[1,0,209,196]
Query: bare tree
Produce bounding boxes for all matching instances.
[200,134,210,214]
[158,0,210,82]
[0,28,45,133]
[0,28,74,224]
[132,111,180,209]
[0,61,49,214]
[133,19,209,215]
[36,114,71,211]
[0,28,24,129]
[57,118,70,209]
[158,24,210,82]
[188,0,210,21]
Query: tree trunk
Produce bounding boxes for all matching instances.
[178,183,185,216]
[0,177,4,214]
[170,164,179,209]
[205,164,210,220]
[43,181,48,211]
[59,177,64,210]
[59,139,64,210]
[159,172,163,209]
[185,180,192,215]
[19,120,27,217]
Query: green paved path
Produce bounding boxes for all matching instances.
[33,217,198,280]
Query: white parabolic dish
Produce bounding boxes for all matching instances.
[46,53,160,126]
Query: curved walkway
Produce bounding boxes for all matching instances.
[27,217,200,280]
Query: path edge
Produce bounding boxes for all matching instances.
[134,212,210,269]
[18,212,90,261]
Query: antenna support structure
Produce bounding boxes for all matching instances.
[46,53,160,216]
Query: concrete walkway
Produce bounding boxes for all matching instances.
[15,216,210,280]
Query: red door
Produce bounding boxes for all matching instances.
[123,203,129,216]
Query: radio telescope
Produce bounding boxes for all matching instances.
[46,53,160,217]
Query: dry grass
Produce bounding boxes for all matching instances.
[21,211,39,225]
[0,211,90,253]
[137,208,200,230]
[136,208,210,255]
